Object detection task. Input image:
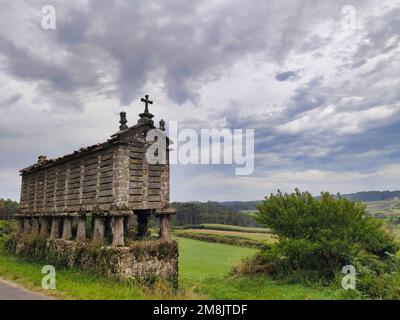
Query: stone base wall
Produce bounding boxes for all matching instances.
[8,235,178,285]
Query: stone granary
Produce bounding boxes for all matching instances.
[16,95,175,244]
[11,96,178,283]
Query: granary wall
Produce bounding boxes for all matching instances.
[20,145,122,215]
[20,137,170,215]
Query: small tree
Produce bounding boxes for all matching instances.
[0,199,20,220]
[252,189,398,281]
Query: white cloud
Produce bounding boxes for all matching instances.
[0,0,399,201]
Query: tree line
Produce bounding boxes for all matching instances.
[171,201,259,227]
[0,199,19,220]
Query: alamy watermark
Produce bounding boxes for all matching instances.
[146,121,255,175]
[41,5,56,30]
[41,265,56,289]
[341,5,360,31]
[341,265,356,290]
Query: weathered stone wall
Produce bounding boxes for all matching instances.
[9,235,178,285]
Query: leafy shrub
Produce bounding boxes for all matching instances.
[235,189,400,298]
[0,220,16,248]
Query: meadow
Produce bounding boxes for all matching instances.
[177,237,344,299]
[0,221,346,299]
[365,198,400,217]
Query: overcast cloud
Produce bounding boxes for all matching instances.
[0,0,399,201]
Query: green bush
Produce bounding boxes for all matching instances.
[236,189,400,298]
[0,220,15,248]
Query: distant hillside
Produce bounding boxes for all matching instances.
[211,190,400,212]
[211,201,262,211]
[340,190,400,202]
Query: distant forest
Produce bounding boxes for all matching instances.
[1,190,399,226]
[214,190,400,211]
[0,198,19,220]
[173,190,400,226]
[172,202,260,227]
[340,190,400,202]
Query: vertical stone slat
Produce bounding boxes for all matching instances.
[112,145,130,211]
[33,175,38,214]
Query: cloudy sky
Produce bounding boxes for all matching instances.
[0,0,399,202]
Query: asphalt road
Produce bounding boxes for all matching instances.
[0,278,53,300]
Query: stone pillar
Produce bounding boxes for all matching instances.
[76,217,86,241]
[159,214,172,242]
[62,217,73,240]
[123,216,130,239]
[50,217,60,239]
[155,208,176,242]
[31,217,40,236]
[40,217,49,237]
[112,217,125,246]
[16,218,24,234]
[93,217,105,242]
[136,211,150,239]
[23,218,32,234]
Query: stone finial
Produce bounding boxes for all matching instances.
[159,119,165,131]
[119,111,128,130]
[37,155,47,163]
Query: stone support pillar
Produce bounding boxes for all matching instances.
[155,208,176,242]
[76,216,86,241]
[112,216,125,246]
[40,217,49,237]
[50,217,60,239]
[23,218,32,234]
[93,217,105,242]
[159,214,172,242]
[62,217,73,240]
[16,218,24,234]
[31,217,40,236]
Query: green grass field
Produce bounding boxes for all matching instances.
[0,221,347,299]
[177,237,344,299]
[365,199,400,217]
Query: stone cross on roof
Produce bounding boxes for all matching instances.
[138,94,154,124]
[141,94,153,114]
